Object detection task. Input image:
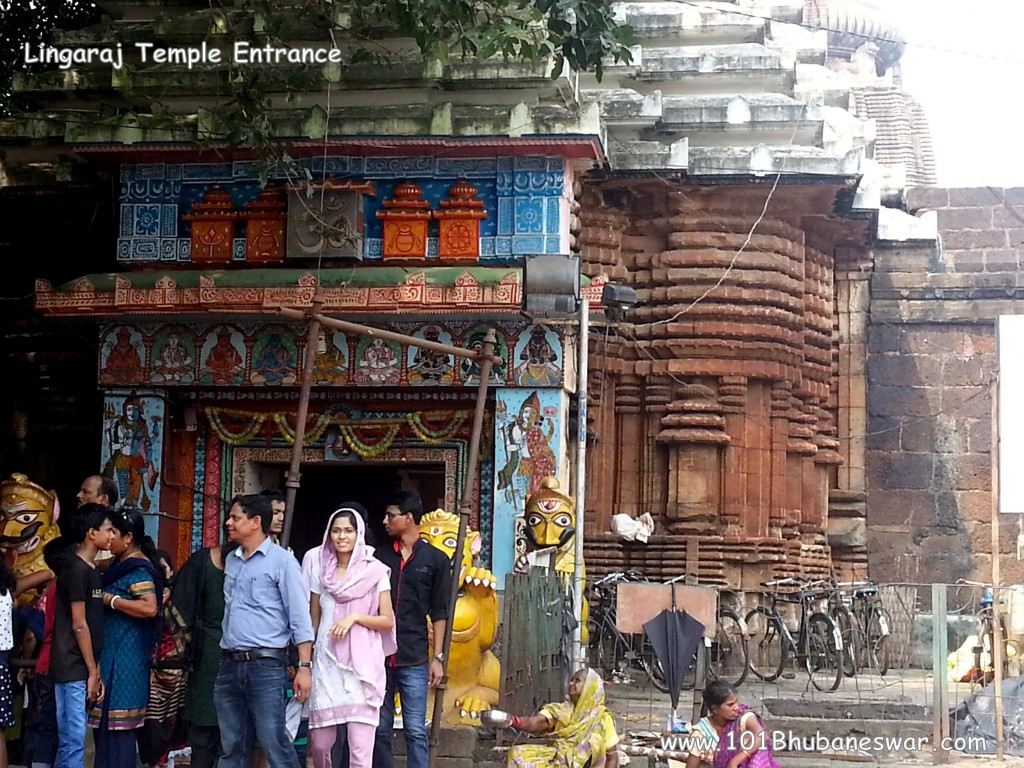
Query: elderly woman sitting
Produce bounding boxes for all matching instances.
[498,668,620,768]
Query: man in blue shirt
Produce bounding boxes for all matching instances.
[215,494,315,768]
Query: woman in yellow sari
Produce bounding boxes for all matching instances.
[504,668,620,768]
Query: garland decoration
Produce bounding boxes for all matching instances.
[339,424,401,458]
[408,411,466,444]
[207,409,266,446]
[274,413,332,446]
[202,407,470,452]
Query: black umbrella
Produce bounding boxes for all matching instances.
[642,584,706,712]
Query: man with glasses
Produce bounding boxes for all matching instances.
[372,491,449,768]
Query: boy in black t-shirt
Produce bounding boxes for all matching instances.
[52,503,114,768]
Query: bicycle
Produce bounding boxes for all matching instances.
[586,571,668,691]
[828,580,892,677]
[712,594,749,688]
[746,577,844,692]
[956,579,1016,684]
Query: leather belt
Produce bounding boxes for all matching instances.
[222,648,288,663]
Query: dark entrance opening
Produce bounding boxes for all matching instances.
[262,463,447,562]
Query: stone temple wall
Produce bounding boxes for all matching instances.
[577,180,856,588]
[867,187,1024,585]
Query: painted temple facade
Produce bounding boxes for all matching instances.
[11,0,941,586]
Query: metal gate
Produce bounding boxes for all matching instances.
[499,571,567,723]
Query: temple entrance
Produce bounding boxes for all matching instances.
[256,462,448,561]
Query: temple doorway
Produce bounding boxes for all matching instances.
[256,462,448,561]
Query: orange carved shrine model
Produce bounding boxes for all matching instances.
[377,182,431,260]
[432,180,487,260]
[183,185,237,264]
[242,186,287,264]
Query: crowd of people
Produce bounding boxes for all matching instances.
[3,476,448,768]
[0,473,778,768]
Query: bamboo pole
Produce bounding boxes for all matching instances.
[278,306,502,364]
[280,293,322,550]
[992,376,1005,760]
[428,329,497,768]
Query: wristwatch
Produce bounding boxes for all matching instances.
[297,661,312,669]
[434,652,445,663]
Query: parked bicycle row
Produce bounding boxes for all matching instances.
[584,571,894,693]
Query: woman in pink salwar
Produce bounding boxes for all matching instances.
[685,679,780,768]
[308,505,396,768]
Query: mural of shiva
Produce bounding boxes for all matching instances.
[0,474,61,607]
[419,509,500,725]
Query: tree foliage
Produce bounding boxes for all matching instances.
[0,0,100,116]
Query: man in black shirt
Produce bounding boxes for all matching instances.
[372,491,449,768]
[52,503,114,768]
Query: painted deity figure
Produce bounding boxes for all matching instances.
[251,333,297,385]
[0,474,61,608]
[513,477,588,642]
[355,337,400,385]
[202,327,244,384]
[515,326,560,386]
[102,327,145,384]
[419,510,499,726]
[312,331,348,384]
[460,329,506,385]
[151,333,194,384]
[410,326,453,385]
[102,397,159,511]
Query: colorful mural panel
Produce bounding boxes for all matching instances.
[407,324,456,386]
[199,325,246,385]
[491,388,563,586]
[311,330,350,385]
[150,325,196,385]
[460,325,510,386]
[250,326,299,385]
[513,324,562,387]
[100,326,147,385]
[100,392,165,538]
[98,321,560,389]
[352,337,402,385]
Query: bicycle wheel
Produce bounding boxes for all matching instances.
[710,609,749,687]
[596,620,620,677]
[866,609,891,677]
[830,605,858,678]
[638,634,670,693]
[805,612,843,692]
[745,607,786,682]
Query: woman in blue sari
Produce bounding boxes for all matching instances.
[88,507,163,768]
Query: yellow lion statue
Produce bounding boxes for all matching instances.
[0,474,61,607]
[514,476,588,642]
[420,509,500,726]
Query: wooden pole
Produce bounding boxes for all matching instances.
[280,292,323,550]
[275,303,503,552]
[992,376,1005,760]
[278,307,501,364]
[428,329,497,768]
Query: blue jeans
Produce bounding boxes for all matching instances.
[373,663,428,768]
[215,658,300,768]
[27,672,58,767]
[54,680,88,768]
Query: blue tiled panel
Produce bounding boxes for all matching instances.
[116,156,570,263]
[546,236,561,254]
[497,198,513,235]
[546,198,560,232]
[161,239,177,261]
[132,238,159,260]
[232,238,246,262]
[514,198,544,234]
[426,237,439,258]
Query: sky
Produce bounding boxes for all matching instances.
[899,0,1024,187]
